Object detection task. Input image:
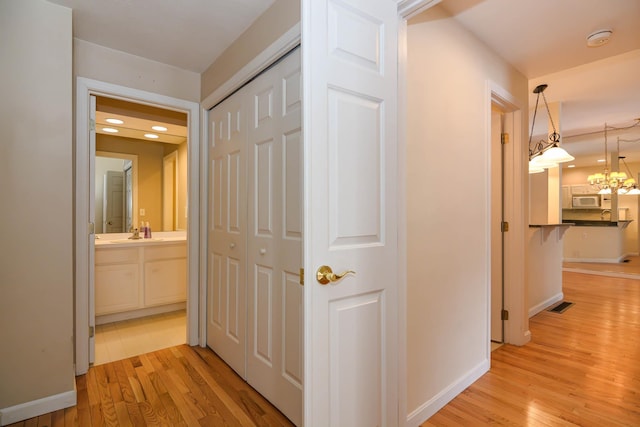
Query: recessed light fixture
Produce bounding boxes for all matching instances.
[144,133,159,139]
[567,164,575,168]
[151,125,168,132]
[105,118,124,125]
[586,29,613,47]
[597,159,606,163]
[102,127,119,133]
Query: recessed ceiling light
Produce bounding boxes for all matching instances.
[597,159,605,163]
[586,29,613,47]
[102,127,119,133]
[567,164,575,168]
[144,133,159,139]
[151,125,168,132]
[105,118,124,124]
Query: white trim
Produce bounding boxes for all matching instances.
[75,77,200,375]
[201,22,301,110]
[397,0,442,19]
[528,292,564,318]
[0,388,76,426]
[405,359,490,427]
[563,255,628,263]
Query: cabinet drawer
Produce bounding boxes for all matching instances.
[95,247,139,265]
[144,244,186,261]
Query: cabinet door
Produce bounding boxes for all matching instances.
[95,264,140,315]
[144,258,187,306]
[562,186,572,209]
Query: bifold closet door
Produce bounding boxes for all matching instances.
[207,90,247,377]
[246,48,303,426]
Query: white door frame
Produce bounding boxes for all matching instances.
[75,77,200,375]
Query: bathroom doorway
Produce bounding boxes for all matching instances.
[75,77,200,375]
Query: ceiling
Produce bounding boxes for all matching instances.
[439,0,640,168]
[47,0,275,73]
[50,0,640,166]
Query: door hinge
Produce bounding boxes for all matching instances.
[90,118,96,131]
[88,222,95,235]
[501,310,509,321]
[501,221,509,232]
[299,268,304,286]
[501,133,509,145]
[89,326,95,338]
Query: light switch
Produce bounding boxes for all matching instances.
[140,208,146,216]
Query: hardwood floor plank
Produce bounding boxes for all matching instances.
[423,271,640,426]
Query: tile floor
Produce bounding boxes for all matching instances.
[94,310,186,366]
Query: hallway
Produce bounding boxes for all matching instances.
[423,270,640,426]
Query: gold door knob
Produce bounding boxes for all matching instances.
[316,265,355,285]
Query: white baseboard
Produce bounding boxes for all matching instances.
[563,255,626,264]
[96,302,186,325]
[0,387,76,426]
[405,358,490,427]
[528,292,564,318]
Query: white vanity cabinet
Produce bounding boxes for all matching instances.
[144,244,187,306]
[95,247,140,315]
[94,240,187,318]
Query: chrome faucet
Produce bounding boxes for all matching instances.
[601,209,611,219]
[128,227,142,239]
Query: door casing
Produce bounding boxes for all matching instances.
[74,78,200,375]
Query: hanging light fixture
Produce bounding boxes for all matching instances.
[587,128,631,194]
[528,84,574,174]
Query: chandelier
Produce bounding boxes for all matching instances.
[587,128,637,194]
[528,84,574,174]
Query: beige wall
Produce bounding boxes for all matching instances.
[97,135,167,231]
[407,5,528,417]
[200,0,299,100]
[0,0,75,412]
[74,38,200,102]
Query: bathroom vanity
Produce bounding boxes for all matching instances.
[94,232,187,324]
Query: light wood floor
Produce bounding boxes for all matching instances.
[9,270,640,426]
[7,345,293,427]
[423,270,640,426]
[564,255,640,276]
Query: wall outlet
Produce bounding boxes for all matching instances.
[140,208,146,216]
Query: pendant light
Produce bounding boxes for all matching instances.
[528,84,574,173]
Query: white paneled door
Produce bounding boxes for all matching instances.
[302,0,399,425]
[246,49,303,425]
[207,48,303,425]
[207,90,248,377]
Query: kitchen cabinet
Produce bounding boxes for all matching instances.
[562,185,572,209]
[95,241,186,317]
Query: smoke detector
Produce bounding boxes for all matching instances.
[586,29,613,47]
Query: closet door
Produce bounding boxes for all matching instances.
[207,91,247,377]
[246,48,303,426]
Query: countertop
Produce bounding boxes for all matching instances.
[95,231,187,248]
[562,220,632,228]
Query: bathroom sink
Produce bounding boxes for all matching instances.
[109,238,164,243]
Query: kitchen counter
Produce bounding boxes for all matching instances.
[562,219,632,228]
[563,221,633,263]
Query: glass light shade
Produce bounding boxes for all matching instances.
[540,146,574,163]
[529,162,545,174]
[618,188,628,195]
[598,187,612,195]
[530,155,558,169]
[625,187,640,195]
[624,178,636,187]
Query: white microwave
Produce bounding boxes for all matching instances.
[572,195,600,208]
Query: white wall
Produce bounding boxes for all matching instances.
[0,0,75,420]
[406,5,528,422]
[74,39,200,102]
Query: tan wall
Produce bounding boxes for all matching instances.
[407,5,528,416]
[74,39,200,102]
[200,0,299,100]
[97,135,165,232]
[0,0,75,411]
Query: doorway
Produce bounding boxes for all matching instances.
[75,77,201,375]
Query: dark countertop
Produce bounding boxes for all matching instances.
[562,220,631,227]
